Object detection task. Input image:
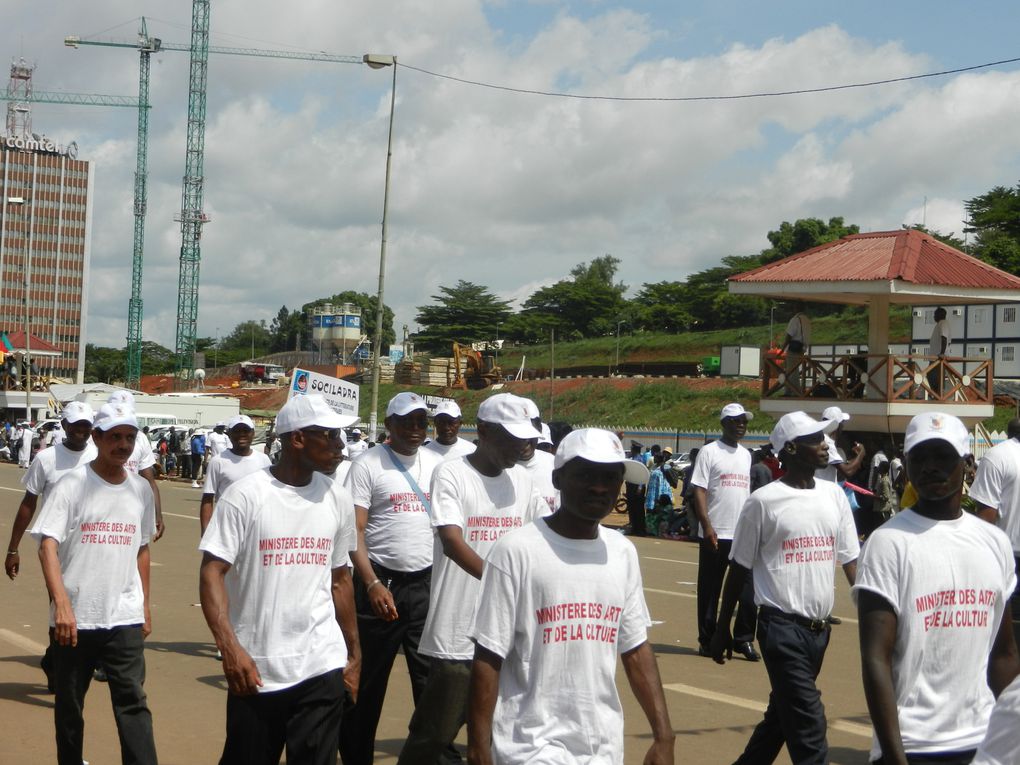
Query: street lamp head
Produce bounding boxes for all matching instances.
[363,53,396,69]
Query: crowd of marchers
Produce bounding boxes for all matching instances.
[5,385,1020,765]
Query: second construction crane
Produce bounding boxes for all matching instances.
[66,10,361,386]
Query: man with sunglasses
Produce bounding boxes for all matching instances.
[199,394,360,765]
[711,411,859,765]
[398,393,547,764]
[340,391,443,765]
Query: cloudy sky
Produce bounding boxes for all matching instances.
[5,1,1020,349]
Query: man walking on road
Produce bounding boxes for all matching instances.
[199,414,273,535]
[692,403,757,660]
[856,412,1019,765]
[398,393,546,764]
[340,391,443,765]
[467,428,674,765]
[711,411,859,765]
[199,394,360,765]
[30,401,158,765]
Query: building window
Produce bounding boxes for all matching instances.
[1003,347,1016,362]
[1005,307,1017,323]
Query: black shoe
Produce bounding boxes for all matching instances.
[733,641,760,662]
[697,644,711,658]
[93,667,108,682]
[827,615,842,625]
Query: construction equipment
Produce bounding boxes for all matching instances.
[65,17,363,387]
[451,342,502,390]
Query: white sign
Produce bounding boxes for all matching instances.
[288,367,359,419]
[2,134,78,158]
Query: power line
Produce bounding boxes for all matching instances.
[399,55,1020,102]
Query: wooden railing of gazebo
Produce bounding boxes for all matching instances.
[762,353,993,404]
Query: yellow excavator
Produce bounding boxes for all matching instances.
[451,342,502,389]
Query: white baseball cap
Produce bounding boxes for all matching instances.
[769,411,838,452]
[477,393,543,440]
[822,406,850,423]
[61,401,94,424]
[432,400,462,419]
[93,402,138,432]
[538,423,553,446]
[351,428,362,436]
[904,412,970,457]
[520,396,541,420]
[721,403,754,421]
[107,389,136,410]
[226,414,255,431]
[554,428,649,484]
[386,391,428,418]
[276,394,358,434]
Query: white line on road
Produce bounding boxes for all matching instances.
[0,485,23,493]
[663,682,873,738]
[162,512,198,520]
[645,556,698,565]
[0,627,47,654]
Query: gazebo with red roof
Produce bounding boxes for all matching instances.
[728,229,1020,431]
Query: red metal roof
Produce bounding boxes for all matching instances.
[730,229,1020,290]
[4,331,62,355]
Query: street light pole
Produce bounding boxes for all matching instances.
[495,321,501,367]
[364,53,397,441]
[615,320,626,374]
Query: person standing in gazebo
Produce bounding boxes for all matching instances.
[782,304,811,396]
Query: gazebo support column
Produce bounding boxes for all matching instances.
[867,296,890,400]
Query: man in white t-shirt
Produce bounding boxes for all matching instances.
[926,307,951,396]
[199,394,360,765]
[30,402,158,765]
[782,304,812,395]
[199,414,275,535]
[107,390,165,541]
[468,428,674,764]
[398,393,546,764]
[855,412,1019,765]
[346,428,369,458]
[972,675,1020,765]
[691,402,757,659]
[5,402,97,691]
[207,422,231,459]
[970,417,1020,646]
[424,400,476,460]
[711,411,859,765]
[340,391,443,765]
[815,406,865,486]
[516,397,558,515]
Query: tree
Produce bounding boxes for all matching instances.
[139,342,175,376]
[903,224,968,252]
[965,183,1020,273]
[517,255,628,340]
[760,217,860,263]
[84,344,124,384]
[414,281,512,353]
[269,306,305,353]
[220,320,273,358]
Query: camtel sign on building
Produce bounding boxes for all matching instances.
[1,133,78,158]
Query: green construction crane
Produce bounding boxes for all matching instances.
[66,19,362,387]
[0,90,137,108]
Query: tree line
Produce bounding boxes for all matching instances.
[85,181,1020,380]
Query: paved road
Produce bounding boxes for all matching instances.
[0,461,873,763]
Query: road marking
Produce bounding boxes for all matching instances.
[645,587,695,599]
[0,485,23,493]
[0,627,47,654]
[163,512,198,520]
[663,682,873,738]
[645,556,698,566]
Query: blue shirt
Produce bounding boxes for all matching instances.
[645,468,673,511]
[191,434,206,455]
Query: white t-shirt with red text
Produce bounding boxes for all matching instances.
[23,439,98,502]
[345,445,442,572]
[202,449,272,500]
[969,437,1020,552]
[518,449,559,515]
[126,430,156,474]
[420,458,546,660]
[470,518,650,764]
[852,509,1016,758]
[731,478,859,620]
[29,465,155,629]
[199,469,357,692]
[690,439,752,539]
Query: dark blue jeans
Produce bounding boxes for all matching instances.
[53,625,156,765]
[733,610,830,765]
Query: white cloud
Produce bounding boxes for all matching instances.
[5,2,1020,351]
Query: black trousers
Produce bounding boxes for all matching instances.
[734,610,830,765]
[626,484,646,535]
[698,538,757,647]
[339,565,431,765]
[874,753,976,764]
[221,668,345,765]
[53,625,156,765]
